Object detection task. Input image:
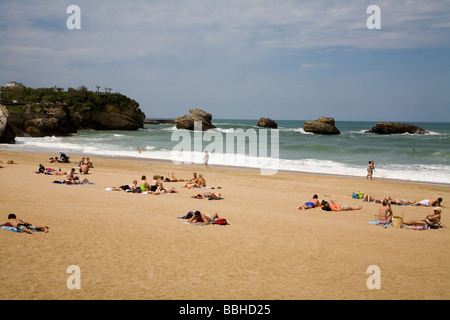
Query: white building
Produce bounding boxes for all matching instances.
[6,81,24,88]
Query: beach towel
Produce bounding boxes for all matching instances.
[369,221,392,227]
[0,226,23,232]
[181,221,212,226]
[404,225,429,231]
[0,225,44,233]
[53,180,93,185]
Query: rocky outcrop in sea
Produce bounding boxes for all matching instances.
[303,117,340,135]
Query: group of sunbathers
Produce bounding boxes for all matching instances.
[362,194,442,207]
[297,194,361,211]
[107,175,178,194]
[296,193,443,229]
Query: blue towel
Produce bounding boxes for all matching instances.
[1,226,22,232]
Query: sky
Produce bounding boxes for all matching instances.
[0,0,449,122]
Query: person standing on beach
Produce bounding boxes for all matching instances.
[203,151,209,168]
[366,161,375,180]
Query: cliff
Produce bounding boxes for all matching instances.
[1,85,146,136]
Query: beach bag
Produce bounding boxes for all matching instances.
[213,218,228,225]
[352,191,364,199]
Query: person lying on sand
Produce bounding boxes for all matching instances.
[164,172,186,182]
[191,192,222,200]
[321,200,362,211]
[297,194,320,210]
[64,177,91,184]
[403,207,442,229]
[416,198,442,207]
[362,194,384,203]
[107,180,138,192]
[187,211,219,225]
[0,214,49,234]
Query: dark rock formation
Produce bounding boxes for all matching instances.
[6,105,78,137]
[174,109,216,131]
[74,103,145,131]
[0,104,16,143]
[144,119,175,124]
[366,122,428,134]
[303,117,340,135]
[257,117,278,128]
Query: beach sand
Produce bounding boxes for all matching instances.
[0,150,449,300]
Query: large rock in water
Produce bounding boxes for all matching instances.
[174,108,216,131]
[0,104,16,143]
[257,117,278,128]
[366,122,428,134]
[303,117,340,135]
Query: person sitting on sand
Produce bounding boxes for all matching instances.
[297,194,320,210]
[403,207,442,229]
[377,199,393,224]
[80,163,89,174]
[150,175,163,192]
[66,168,80,182]
[38,164,46,174]
[194,174,207,188]
[148,176,178,194]
[187,211,219,225]
[139,175,150,192]
[183,172,199,188]
[0,213,49,234]
[322,200,362,211]
[417,198,442,207]
[86,157,94,168]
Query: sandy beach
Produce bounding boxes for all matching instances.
[0,150,449,300]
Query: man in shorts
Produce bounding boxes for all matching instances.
[0,214,49,234]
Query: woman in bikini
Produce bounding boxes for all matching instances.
[377,199,393,224]
[403,207,442,229]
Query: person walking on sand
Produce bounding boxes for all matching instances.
[203,151,209,168]
[367,161,375,180]
[0,214,49,234]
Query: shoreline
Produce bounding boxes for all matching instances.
[3,148,448,188]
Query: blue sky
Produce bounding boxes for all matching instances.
[0,0,449,122]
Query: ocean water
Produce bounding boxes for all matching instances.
[1,120,449,185]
